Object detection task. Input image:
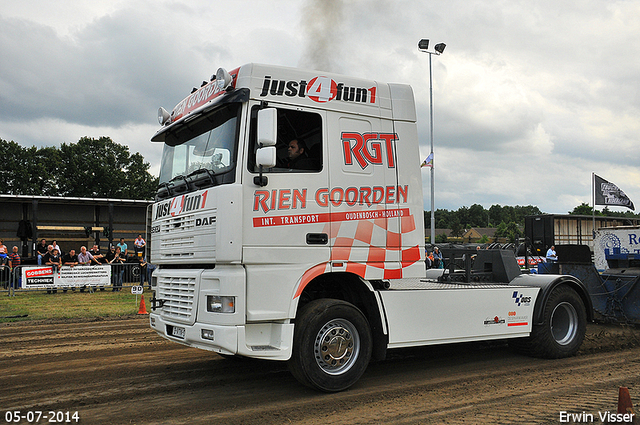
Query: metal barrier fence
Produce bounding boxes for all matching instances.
[1,263,155,296]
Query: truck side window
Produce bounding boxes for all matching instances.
[248,106,322,173]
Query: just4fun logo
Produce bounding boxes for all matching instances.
[260,75,377,104]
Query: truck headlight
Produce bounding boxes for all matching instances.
[207,295,235,313]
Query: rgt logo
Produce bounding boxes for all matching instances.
[342,132,397,169]
[512,291,532,306]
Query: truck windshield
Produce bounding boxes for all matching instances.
[157,103,241,195]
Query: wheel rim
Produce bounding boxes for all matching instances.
[314,318,360,375]
[550,301,578,345]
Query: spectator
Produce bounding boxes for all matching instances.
[43,247,61,294]
[36,239,48,265]
[471,245,481,263]
[108,246,126,291]
[546,245,558,263]
[116,238,128,257]
[89,244,107,291]
[8,246,21,289]
[8,246,21,269]
[137,256,147,287]
[433,247,443,269]
[46,248,62,271]
[89,244,105,263]
[0,239,6,254]
[78,246,98,265]
[0,247,9,289]
[134,234,146,255]
[425,249,432,269]
[105,245,116,263]
[42,245,54,265]
[62,249,79,267]
[61,249,78,292]
[145,261,156,290]
[51,240,62,256]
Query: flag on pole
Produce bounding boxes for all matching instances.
[421,153,433,168]
[594,174,635,210]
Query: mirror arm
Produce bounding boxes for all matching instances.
[253,165,268,187]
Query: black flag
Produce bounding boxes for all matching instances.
[594,174,635,211]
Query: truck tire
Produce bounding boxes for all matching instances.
[288,299,372,392]
[511,285,586,358]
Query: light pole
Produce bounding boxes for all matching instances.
[418,39,445,245]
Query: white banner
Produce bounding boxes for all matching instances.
[21,265,111,288]
[594,227,640,272]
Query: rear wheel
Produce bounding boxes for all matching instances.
[511,285,586,358]
[289,299,372,392]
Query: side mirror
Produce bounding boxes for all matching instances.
[256,146,276,168]
[257,108,277,147]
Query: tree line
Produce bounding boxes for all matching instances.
[425,204,543,241]
[427,202,640,243]
[0,137,158,200]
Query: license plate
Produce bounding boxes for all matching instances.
[171,326,185,339]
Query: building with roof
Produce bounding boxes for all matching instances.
[0,194,152,260]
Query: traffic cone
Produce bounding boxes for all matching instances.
[138,294,149,315]
[617,387,635,416]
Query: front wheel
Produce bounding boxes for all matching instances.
[511,285,587,358]
[288,299,372,392]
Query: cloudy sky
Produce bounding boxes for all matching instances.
[2,0,639,215]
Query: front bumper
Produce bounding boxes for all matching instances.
[150,314,294,360]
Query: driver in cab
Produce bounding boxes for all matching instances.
[286,138,316,170]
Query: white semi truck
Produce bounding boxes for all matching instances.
[148,64,592,391]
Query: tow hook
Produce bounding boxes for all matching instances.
[150,297,166,311]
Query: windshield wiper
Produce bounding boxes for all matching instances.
[156,174,194,200]
[187,168,218,187]
[168,174,191,193]
[156,181,173,200]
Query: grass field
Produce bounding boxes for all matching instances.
[0,287,152,323]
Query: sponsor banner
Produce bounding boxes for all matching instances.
[594,227,640,271]
[22,265,111,288]
[516,256,545,266]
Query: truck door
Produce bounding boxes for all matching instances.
[243,104,329,259]
[326,114,401,278]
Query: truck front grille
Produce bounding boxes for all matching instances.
[157,275,196,323]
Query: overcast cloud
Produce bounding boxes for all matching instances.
[1,0,639,215]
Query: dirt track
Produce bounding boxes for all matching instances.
[1,316,639,425]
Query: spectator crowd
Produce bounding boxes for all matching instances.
[1,235,154,291]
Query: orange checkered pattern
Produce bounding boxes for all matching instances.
[295,207,424,298]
